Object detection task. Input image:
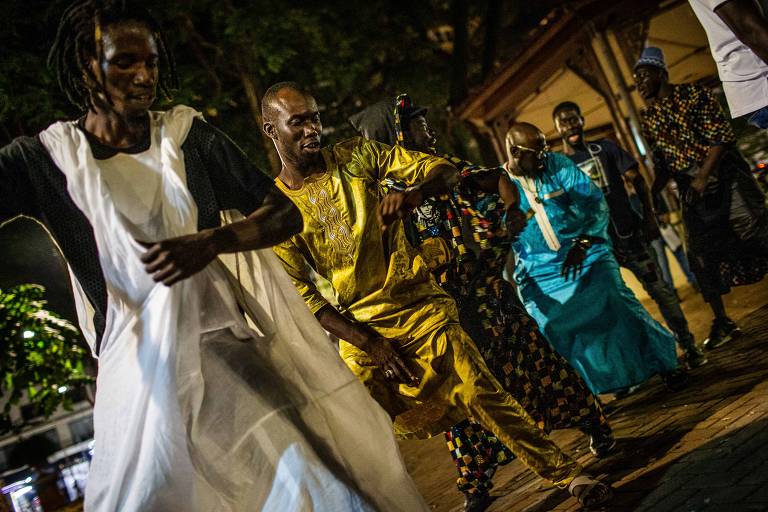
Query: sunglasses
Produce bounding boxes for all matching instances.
[510,143,549,160]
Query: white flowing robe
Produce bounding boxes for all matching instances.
[39,106,428,512]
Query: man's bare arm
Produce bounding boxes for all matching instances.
[378,162,458,229]
[139,186,303,286]
[715,0,768,65]
[210,186,303,252]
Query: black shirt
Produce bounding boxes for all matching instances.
[566,139,642,244]
[0,117,275,353]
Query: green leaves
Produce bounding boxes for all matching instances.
[0,284,94,432]
[1,1,502,169]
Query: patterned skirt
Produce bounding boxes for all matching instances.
[442,263,609,493]
[449,268,609,434]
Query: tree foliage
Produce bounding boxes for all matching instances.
[0,285,93,430]
[0,0,526,171]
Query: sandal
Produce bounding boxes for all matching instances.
[568,475,613,507]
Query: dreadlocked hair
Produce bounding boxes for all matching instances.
[47,0,178,112]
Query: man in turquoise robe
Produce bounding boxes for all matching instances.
[503,123,685,395]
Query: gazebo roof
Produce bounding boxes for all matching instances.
[456,0,717,142]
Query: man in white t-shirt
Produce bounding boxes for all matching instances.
[689,0,768,127]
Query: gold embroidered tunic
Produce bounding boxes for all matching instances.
[273,137,457,343]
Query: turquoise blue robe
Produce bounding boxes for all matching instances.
[507,153,678,394]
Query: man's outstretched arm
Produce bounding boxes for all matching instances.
[715,0,768,65]
[0,138,39,225]
[139,186,302,286]
[378,161,458,229]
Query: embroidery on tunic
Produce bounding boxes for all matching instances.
[305,181,354,262]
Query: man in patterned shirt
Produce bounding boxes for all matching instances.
[634,46,768,349]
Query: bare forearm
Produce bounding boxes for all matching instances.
[315,305,374,350]
[317,305,418,384]
[461,168,502,193]
[212,188,303,253]
[462,168,517,202]
[416,162,459,198]
[716,0,768,65]
[381,162,459,225]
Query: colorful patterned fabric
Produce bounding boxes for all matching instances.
[426,175,609,493]
[414,168,608,428]
[399,158,609,492]
[394,94,410,144]
[377,96,608,492]
[641,83,735,173]
[445,419,514,493]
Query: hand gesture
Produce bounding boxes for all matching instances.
[561,243,587,281]
[137,231,220,286]
[377,189,423,232]
[362,336,419,386]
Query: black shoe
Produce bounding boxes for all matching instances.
[684,345,708,368]
[677,332,708,368]
[464,492,493,512]
[588,428,617,458]
[661,369,689,391]
[703,318,741,351]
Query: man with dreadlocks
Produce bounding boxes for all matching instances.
[0,2,432,511]
[349,95,614,512]
[267,82,614,511]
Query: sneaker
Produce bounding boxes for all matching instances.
[588,428,617,458]
[464,492,493,512]
[677,332,708,368]
[703,318,741,351]
[684,346,708,368]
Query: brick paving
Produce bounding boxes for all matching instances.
[400,285,768,511]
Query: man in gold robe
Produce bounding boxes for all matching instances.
[263,81,612,509]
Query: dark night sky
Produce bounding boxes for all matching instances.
[1,217,77,322]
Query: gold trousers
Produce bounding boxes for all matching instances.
[340,323,581,487]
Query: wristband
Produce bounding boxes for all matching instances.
[572,236,593,251]
[404,183,423,195]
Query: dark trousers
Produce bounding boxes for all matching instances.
[617,244,695,348]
